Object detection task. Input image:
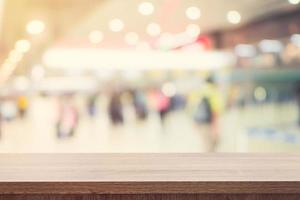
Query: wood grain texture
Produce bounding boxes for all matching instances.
[0,194,300,200]
[0,154,300,195]
[1,182,300,194]
[1,154,300,182]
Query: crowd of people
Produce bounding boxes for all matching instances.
[0,79,224,150]
[53,78,223,150]
[55,87,176,138]
[2,76,299,151]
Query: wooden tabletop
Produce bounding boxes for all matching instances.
[0,154,300,194]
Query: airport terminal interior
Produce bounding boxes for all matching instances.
[0,0,300,153]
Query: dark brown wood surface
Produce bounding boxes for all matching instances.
[0,154,300,198]
[1,194,300,200]
[1,181,300,194]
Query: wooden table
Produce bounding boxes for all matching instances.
[0,154,300,199]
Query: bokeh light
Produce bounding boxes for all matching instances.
[186,6,201,20]
[227,10,242,24]
[147,23,161,37]
[109,18,124,32]
[26,20,45,35]
[138,2,154,16]
[185,24,201,38]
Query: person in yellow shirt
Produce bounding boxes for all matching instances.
[17,95,29,118]
[191,76,224,151]
[206,78,224,149]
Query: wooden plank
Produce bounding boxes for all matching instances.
[1,194,300,200]
[1,154,300,182]
[1,182,300,194]
[0,154,300,194]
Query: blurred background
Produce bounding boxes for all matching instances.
[0,0,300,153]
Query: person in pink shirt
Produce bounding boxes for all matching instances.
[149,88,170,123]
[56,95,79,138]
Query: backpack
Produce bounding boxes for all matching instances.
[194,97,213,124]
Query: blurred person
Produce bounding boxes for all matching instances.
[17,95,29,118]
[0,100,17,121]
[56,95,79,138]
[189,88,213,151]
[87,93,98,118]
[205,77,224,150]
[108,92,124,125]
[132,89,148,121]
[192,76,224,151]
[169,94,186,111]
[194,96,213,125]
[149,88,170,123]
[296,84,300,127]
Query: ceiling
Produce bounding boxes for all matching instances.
[0,0,102,51]
[59,0,300,48]
[0,0,299,77]
[1,0,299,51]
[0,0,103,73]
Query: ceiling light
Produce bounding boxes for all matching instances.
[109,19,124,32]
[89,30,103,44]
[259,40,283,53]
[138,2,154,16]
[185,24,201,38]
[291,34,300,47]
[125,32,139,45]
[26,20,45,35]
[227,10,241,24]
[288,0,300,4]
[15,40,31,53]
[147,23,161,37]
[186,6,201,20]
